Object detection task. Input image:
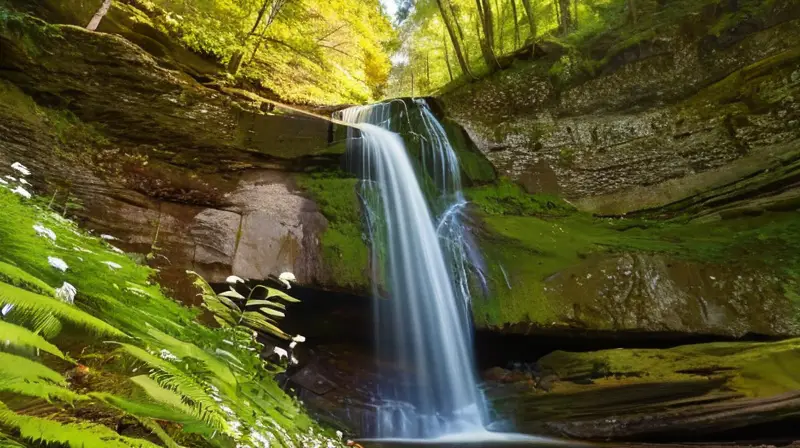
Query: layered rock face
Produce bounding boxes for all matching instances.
[441,0,800,215]
[0,13,357,298]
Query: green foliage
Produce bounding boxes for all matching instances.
[189,272,297,339]
[0,401,161,448]
[137,0,396,104]
[0,282,126,338]
[0,178,340,447]
[0,321,64,359]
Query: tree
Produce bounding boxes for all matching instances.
[520,0,536,38]
[86,0,112,31]
[475,0,502,70]
[436,0,476,79]
[557,0,573,34]
[442,28,454,81]
[509,0,520,48]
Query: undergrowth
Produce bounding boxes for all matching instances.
[0,165,340,447]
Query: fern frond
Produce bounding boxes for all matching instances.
[0,261,54,295]
[145,326,237,387]
[130,375,227,432]
[258,307,285,318]
[0,320,64,359]
[114,344,229,431]
[0,352,65,385]
[0,401,161,448]
[0,282,125,338]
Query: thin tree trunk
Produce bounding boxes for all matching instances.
[86,0,112,31]
[443,28,454,81]
[558,0,572,34]
[436,0,476,80]
[509,0,520,48]
[448,1,471,64]
[475,0,502,70]
[248,0,271,35]
[520,0,536,38]
[495,0,504,54]
[628,0,638,24]
[410,68,415,97]
[425,51,430,87]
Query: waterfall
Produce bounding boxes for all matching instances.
[336,100,487,438]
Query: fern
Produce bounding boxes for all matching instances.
[145,325,237,387]
[0,401,161,448]
[0,261,54,295]
[0,320,64,359]
[0,353,81,404]
[0,282,125,338]
[114,343,229,431]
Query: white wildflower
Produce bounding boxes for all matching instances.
[226,275,245,285]
[33,224,56,241]
[48,256,68,272]
[102,261,122,270]
[100,234,117,240]
[220,404,235,415]
[336,430,343,440]
[292,334,306,343]
[4,175,16,181]
[11,162,30,176]
[290,356,298,365]
[19,178,30,186]
[11,186,31,199]
[272,346,288,360]
[278,272,296,289]
[289,341,297,349]
[222,339,234,345]
[73,246,95,254]
[251,430,270,448]
[0,178,7,185]
[158,349,180,362]
[54,282,77,304]
[1,304,13,316]
[709,276,716,280]
[108,245,124,254]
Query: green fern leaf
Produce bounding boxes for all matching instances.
[114,344,229,431]
[0,261,54,295]
[252,285,300,303]
[258,307,285,318]
[0,282,125,338]
[0,320,64,359]
[145,325,237,387]
[0,352,81,403]
[0,401,161,448]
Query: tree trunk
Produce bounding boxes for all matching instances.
[228,51,245,74]
[628,0,638,24]
[248,0,271,35]
[443,28,454,81]
[436,0,476,80]
[448,1,471,63]
[475,0,502,70]
[558,0,573,34]
[425,52,430,87]
[410,68,415,97]
[86,0,112,31]
[495,0,504,54]
[509,0,520,48]
[520,0,536,38]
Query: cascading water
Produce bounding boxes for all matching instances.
[336,100,487,438]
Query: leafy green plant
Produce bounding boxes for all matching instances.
[189,271,299,340]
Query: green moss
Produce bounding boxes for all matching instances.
[295,173,370,291]
[466,179,575,217]
[539,337,800,398]
[473,209,800,329]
